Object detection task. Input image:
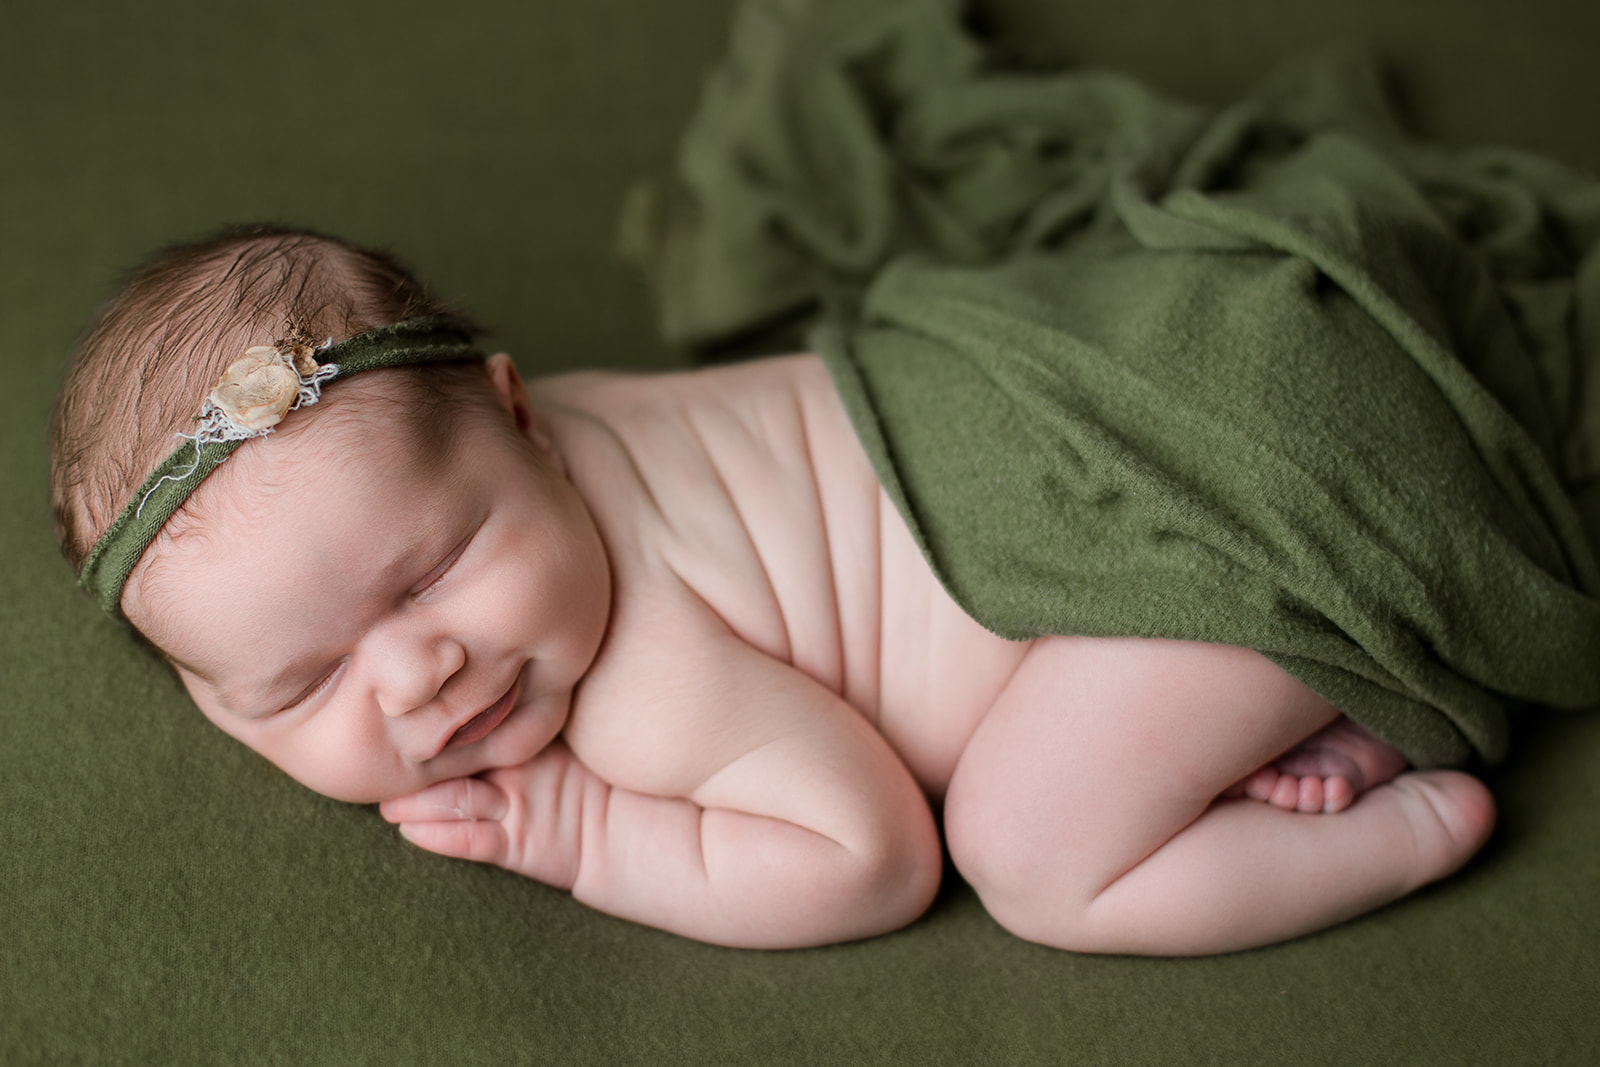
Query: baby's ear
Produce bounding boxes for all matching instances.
[484,353,563,470]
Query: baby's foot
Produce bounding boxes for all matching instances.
[1223,716,1407,814]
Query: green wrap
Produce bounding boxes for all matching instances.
[621,0,1600,766]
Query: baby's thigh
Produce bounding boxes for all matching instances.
[943,636,1340,900]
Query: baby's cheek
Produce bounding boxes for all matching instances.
[254,718,404,805]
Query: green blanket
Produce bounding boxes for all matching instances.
[622,0,1600,767]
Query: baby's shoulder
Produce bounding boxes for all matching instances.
[530,356,833,508]
[533,353,884,651]
[534,354,899,759]
[530,353,848,462]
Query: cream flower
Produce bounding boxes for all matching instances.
[209,346,300,433]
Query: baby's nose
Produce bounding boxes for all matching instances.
[371,634,467,717]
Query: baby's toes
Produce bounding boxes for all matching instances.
[1321,775,1355,813]
[1242,766,1283,803]
[1293,775,1325,813]
[1266,772,1304,810]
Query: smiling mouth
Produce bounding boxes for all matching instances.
[443,675,522,753]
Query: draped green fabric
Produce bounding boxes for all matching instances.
[622,0,1600,766]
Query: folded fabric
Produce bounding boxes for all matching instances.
[619,0,1600,766]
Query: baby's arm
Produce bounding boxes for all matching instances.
[381,629,943,949]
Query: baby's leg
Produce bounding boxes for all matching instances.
[943,637,1495,956]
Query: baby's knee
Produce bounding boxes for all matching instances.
[944,779,1100,950]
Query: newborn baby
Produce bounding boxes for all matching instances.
[50,226,1492,954]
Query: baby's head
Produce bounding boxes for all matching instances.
[50,225,611,802]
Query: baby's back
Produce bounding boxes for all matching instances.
[531,354,1027,795]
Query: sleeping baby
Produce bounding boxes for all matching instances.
[49,0,1600,958]
[49,224,1497,954]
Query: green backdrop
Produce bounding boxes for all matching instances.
[3,1,1597,1063]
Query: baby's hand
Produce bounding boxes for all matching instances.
[378,740,599,890]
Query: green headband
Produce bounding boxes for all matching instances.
[78,316,483,618]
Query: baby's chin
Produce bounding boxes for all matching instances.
[301,755,524,807]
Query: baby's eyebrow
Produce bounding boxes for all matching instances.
[375,510,459,584]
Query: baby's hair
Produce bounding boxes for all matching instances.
[50,223,483,575]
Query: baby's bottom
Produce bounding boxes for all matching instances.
[942,637,1495,956]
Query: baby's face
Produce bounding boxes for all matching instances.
[127,361,611,803]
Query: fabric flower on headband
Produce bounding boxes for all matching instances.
[208,340,323,432]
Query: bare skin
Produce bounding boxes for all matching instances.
[139,351,1495,954]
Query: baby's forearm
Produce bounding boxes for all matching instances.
[383,740,943,949]
[570,776,940,948]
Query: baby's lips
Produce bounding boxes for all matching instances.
[435,676,522,758]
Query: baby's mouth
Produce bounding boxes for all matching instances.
[443,676,521,752]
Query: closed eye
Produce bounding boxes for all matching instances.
[279,660,345,714]
[412,523,480,601]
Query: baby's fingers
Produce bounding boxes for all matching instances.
[395,817,510,867]
[379,776,509,824]
[376,755,581,889]
[380,778,513,866]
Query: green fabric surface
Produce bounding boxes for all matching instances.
[4,1,1599,1064]
[621,0,1600,768]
